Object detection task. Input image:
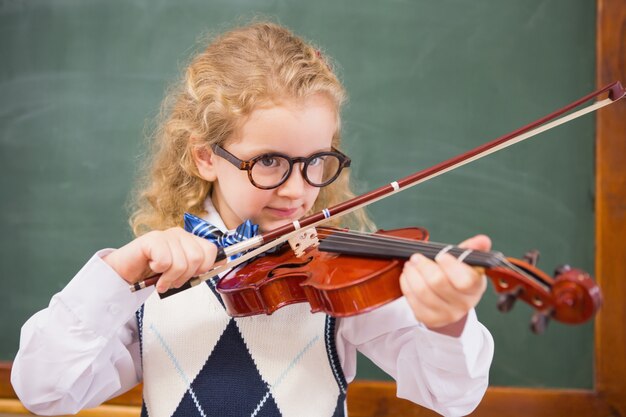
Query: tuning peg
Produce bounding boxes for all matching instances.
[523,249,540,266]
[554,264,572,277]
[496,287,522,313]
[530,310,552,334]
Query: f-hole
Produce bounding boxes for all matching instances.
[268,256,314,278]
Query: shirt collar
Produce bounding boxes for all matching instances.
[202,197,229,233]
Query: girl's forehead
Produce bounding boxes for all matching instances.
[228,95,338,156]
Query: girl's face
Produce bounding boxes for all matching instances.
[196,94,338,232]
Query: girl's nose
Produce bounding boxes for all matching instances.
[276,164,307,199]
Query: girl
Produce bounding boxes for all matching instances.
[12,22,494,417]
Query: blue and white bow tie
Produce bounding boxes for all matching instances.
[184,212,258,257]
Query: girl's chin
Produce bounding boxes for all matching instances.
[257,209,304,231]
[258,219,294,232]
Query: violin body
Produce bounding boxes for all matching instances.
[217,226,602,333]
[217,227,429,317]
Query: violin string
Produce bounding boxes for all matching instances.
[315,228,498,263]
[319,230,455,257]
[316,228,549,287]
[315,228,466,253]
[336,230,544,282]
[317,230,497,263]
[496,255,551,289]
[316,228,452,253]
[322,236,496,278]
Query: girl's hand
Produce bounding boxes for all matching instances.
[399,235,491,337]
[103,227,218,293]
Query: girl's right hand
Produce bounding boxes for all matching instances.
[102,227,218,293]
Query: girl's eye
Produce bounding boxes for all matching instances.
[309,156,324,167]
[259,156,278,167]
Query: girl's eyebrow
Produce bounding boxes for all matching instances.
[239,146,334,157]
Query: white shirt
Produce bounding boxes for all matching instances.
[11,204,494,417]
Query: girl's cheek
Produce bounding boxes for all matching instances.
[240,191,272,218]
[305,189,321,212]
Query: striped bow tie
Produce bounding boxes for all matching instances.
[184,213,258,258]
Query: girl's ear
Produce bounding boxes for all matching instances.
[192,145,218,182]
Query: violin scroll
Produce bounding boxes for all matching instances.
[550,267,602,324]
[486,254,602,334]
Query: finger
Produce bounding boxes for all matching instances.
[192,235,219,273]
[436,253,487,297]
[400,259,456,326]
[143,234,172,276]
[458,234,491,251]
[407,254,477,325]
[157,237,190,292]
[169,233,217,288]
[139,234,175,293]
[400,269,458,328]
[407,253,459,305]
[400,265,430,321]
[168,236,206,289]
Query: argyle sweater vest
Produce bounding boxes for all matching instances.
[136,278,347,417]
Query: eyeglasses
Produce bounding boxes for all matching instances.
[211,144,351,190]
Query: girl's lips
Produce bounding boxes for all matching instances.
[266,207,299,218]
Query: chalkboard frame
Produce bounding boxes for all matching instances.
[1,0,625,416]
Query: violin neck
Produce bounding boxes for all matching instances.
[318,233,502,268]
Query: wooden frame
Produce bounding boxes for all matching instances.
[1,0,624,415]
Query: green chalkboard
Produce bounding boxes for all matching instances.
[0,0,596,389]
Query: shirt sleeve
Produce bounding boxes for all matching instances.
[336,298,494,417]
[11,250,154,415]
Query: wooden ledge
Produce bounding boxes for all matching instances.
[0,361,615,417]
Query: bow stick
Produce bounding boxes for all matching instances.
[131,81,625,294]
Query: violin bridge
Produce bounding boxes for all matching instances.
[288,227,319,257]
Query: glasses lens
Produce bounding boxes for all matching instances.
[250,155,291,188]
[305,153,342,186]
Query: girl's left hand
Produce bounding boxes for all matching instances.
[399,235,491,337]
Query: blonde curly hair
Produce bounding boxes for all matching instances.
[130,21,373,236]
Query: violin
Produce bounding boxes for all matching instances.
[132,81,624,333]
[216,227,602,334]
